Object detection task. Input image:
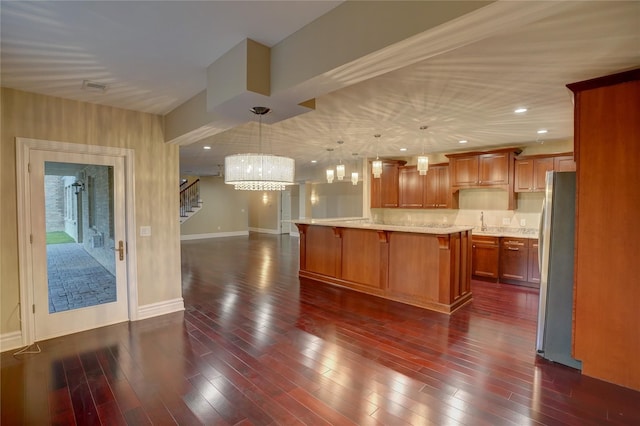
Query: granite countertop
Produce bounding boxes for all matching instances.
[293,218,473,235]
[293,219,539,239]
[471,227,539,239]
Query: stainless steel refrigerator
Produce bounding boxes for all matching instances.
[536,171,582,370]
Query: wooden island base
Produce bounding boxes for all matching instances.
[295,222,472,314]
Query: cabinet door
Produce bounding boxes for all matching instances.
[478,153,509,185]
[514,160,534,192]
[435,166,450,208]
[472,237,499,279]
[399,166,423,207]
[533,157,555,191]
[500,238,528,281]
[380,162,400,207]
[370,166,381,208]
[451,156,478,187]
[554,156,576,172]
[528,239,540,284]
[424,167,438,207]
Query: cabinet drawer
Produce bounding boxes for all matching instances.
[472,235,499,246]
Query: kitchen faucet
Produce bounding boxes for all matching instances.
[481,211,487,231]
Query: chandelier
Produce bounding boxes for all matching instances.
[417,125,429,175]
[372,134,382,178]
[224,107,295,191]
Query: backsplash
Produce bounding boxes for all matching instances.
[372,208,542,234]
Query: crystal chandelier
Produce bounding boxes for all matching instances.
[372,134,382,178]
[336,140,345,180]
[351,153,359,185]
[325,148,335,183]
[224,107,294,191]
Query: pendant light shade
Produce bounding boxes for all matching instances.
[224,107,294,191]
[372,134,382,178]
[351,171,359,185]
[326,168,334,183]
[372,160,382,178]
[336,164,345,180]
[417,156,429,175]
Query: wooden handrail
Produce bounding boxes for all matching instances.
[179,179,200,218]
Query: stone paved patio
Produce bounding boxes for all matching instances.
[47,243,116,313]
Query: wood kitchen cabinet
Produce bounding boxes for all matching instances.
[472,236,499,280]
[447,148,521,210]
[554,155,576,172]
[568,69,640,390]
[514,154,575,192]
[515,157,554,192]
[371,160,405,208]
[500,237,528,282]
[424,164,449,208]
[399,165,423,208]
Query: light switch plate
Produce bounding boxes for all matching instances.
[520,219,526,227]
[140,226,151,237]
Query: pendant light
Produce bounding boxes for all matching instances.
[336,140,345,180]
[224,107,295,191]
[417,125,429,176]
[351,153,359,185]
[326,148,335,183]
[372,134,382,178]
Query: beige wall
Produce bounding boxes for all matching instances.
[311,181,363,219]
[180,176,249,236]
[248,191,280,231]
[1,88,182,335]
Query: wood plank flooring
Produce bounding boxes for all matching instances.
[2,233,639,425]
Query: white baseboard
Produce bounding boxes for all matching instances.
[249,227,281,235]
[137,298,185,321]
[0,331,23,353]
[180,230,248,241]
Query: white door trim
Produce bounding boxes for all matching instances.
[15,137,138,346]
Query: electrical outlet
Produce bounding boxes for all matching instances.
[140,226,151,237]
[502,217,511,225]
[520,219,526,227]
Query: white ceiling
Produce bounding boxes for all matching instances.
[2,1,639,181]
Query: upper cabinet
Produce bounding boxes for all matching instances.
[371,160,406,208]
[448,149,520,188]
[447,148,521,209]
[424,164,449,208]
[515,154,575,192]
[399,166,424,208]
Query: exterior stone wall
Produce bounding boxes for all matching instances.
[44,175,65,232]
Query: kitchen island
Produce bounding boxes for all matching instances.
[294,219,473,314]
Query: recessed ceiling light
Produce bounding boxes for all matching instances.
[311,160,317,163]
[203,146,211,150]
[459,140,468,144]
[400,148,407,152]
[537,129,548,134]
[514,107,528,114]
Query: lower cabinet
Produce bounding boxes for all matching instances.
[471,236,499,280]
[472,236,539,287]
[500,238,528,282]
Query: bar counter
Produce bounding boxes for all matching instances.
[294,219,473,314]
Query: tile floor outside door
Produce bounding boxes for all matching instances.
[46,243,116,313]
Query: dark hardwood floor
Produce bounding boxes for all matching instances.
[2,233,639,425]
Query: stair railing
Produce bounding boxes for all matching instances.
[180,179,200,218]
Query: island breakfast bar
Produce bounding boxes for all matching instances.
[294,220,473,314]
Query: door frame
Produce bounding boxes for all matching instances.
[16,137,138,346]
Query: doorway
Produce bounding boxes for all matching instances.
[16,138,137,345]
[280,190,291,234]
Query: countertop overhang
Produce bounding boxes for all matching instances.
[293,218,472,235]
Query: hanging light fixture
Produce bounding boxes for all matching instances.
[372,134,382,178]
[325,148,335,183]
[417,125,429,175]
[336,140,345,180]
[351,153,359,185]
[224,107,294,191]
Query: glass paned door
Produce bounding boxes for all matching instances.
[30,150,128,341]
